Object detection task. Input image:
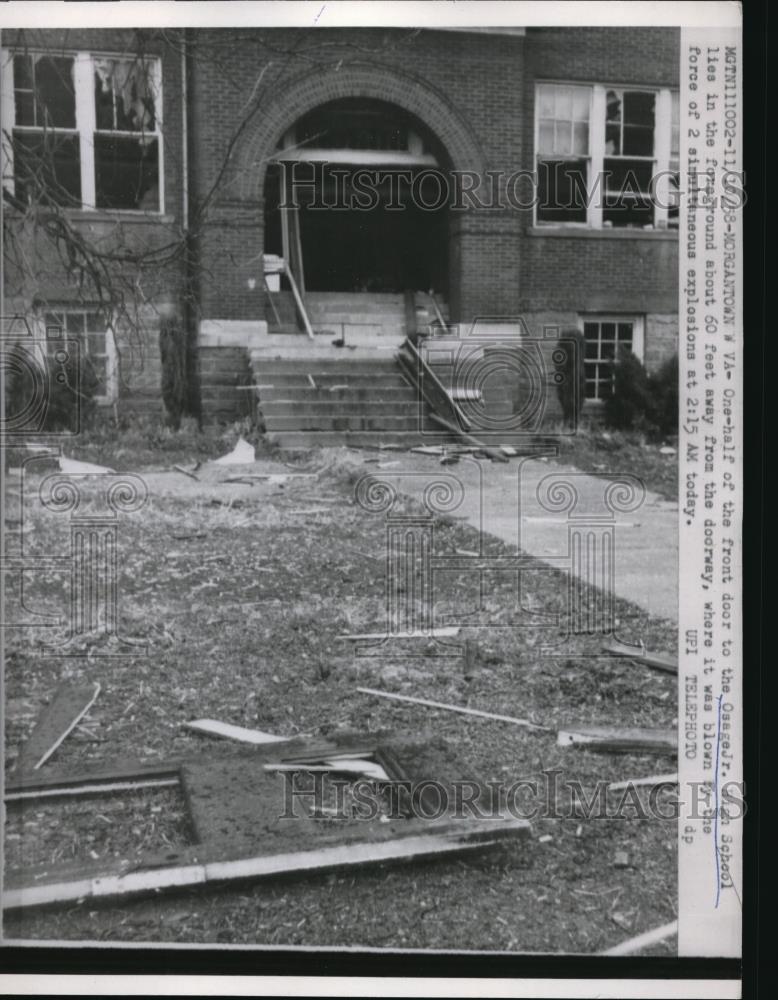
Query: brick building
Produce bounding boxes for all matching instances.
[1,26,679,440]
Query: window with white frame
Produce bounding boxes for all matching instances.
[535,82,678,229]
[3,50,162,212]
[42,308,117,403]
[581,315,645,401]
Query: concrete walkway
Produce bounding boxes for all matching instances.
[368,452,678,622]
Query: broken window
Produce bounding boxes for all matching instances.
[42,308,116,402]
[3,50,162,212]
[603,89,656,227]
[93,58,160,210]
[11,54,81,206]
[534,83,678,229]
[581,316,643,401]
[535,84,591,224]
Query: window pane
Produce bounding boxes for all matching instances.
[537,159,588,223]
[538,85,555,117]
[601,322,616,340]
[13,54,33,90]
[606,91,622,121]
[623,124,654,157]
[617,323,633,344]
[555,88,573,120]
[35,57,76,128]
[572,88,590,121]
[554,120,572,155]
[95,134,159,210]
[623,91,655,128]
[87,332,107,355]
[94,59,157,132]
[15,91,35,127]
[89,355,107,385]
[66,312,86,335]
[600,341,616,360]
[573,121,589,155]
[604,158,654,226]
[584,339,599,359]
[538,120,554,154]
[13,131,81,207]
[583,322,599,340]
[86,311,105,333]
[605,123,621,156]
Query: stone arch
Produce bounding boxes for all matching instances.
[234,62,486,203]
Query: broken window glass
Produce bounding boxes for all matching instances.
[93,58,156,133]
[13,54,75,129]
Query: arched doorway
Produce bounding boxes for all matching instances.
[263,98,449,298]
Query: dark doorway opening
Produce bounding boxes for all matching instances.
[263,100,450,297]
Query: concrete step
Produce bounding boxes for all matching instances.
[258,385,418,402]
[267,430,454,450]
[260,400,421,416]
[263,414,424,432]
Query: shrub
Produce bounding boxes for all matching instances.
[604,349,678,439]
[554,328,586,428]
[4,342,98,433]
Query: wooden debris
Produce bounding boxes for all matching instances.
[557,726,677,755]
[264,758,391,780]
[613,850,630,868]
[14,683,101,771]
[2,816,530,911]
[185,720,293,745]
[600,919,678,956]
[4,758,182,801]
[428,412,509,463]
[340,626,460,640]
[603,640,678,674]
[608,773,677,792]
[172,464,199,481]
[357,686,548,731]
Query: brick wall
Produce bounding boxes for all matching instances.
[2,28,186,416]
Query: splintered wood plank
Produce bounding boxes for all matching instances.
[557,727,677,755]
[2,816,531,911]
[4,758,183,801]
[603,641,678,674]
[13,683,101,771]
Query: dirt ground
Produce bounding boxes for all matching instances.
[3,447,678,953]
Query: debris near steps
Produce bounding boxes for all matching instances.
[603,640,678,674]
[557,726,677,755]
[428,412,509,463]
[213,437,256,465]
[172,463,200,481]
[357,686,549,732]
[13,682,101,772]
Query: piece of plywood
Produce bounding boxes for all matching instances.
[557,727,677,755]
[14,683,101,771]
[600,919,678,956]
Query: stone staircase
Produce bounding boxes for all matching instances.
[253,355,444,449]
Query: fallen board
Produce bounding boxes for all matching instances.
[557,727,677,755]
[185,720,294,745]
[357,686,548,732]
[14,683,101,771]
[2,816,530,911]
[603,641,677,674]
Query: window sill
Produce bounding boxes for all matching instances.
[528,226,678,240]
[68,209,174,225]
